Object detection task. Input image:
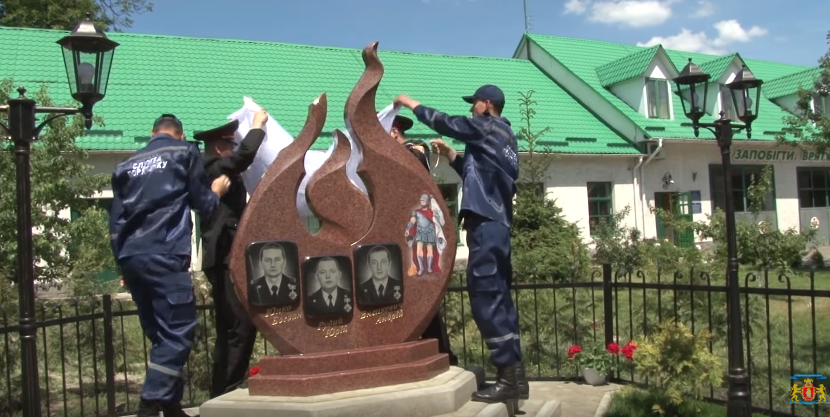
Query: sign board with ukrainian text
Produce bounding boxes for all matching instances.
[733,148,830,163]
[790,374,829,405]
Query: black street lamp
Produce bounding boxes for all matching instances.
[673,58,763,417]
[1,14,118,417]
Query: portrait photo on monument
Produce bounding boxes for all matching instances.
[246,241,300,308]
[354,244,404,308]
[303,255,354,319]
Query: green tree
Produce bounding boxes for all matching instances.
[0,79,115,303]
[0,0,153,31]
[511,90,591,281]
[779,30,830,152]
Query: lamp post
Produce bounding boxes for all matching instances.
[672,59,763,417]
[1,14,119,417]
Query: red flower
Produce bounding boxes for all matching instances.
[606,343,620,355]
[626,340,638,350]
[249,366,261,377]
[621,345,635,360]
[592,323,600,329]
[568,345,582,360]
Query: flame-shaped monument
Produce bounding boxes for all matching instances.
[227,42,458,398]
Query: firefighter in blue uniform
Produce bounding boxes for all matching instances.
[193,110,268,398]
[394,85,528,408]
[109,114,232,417]
[390,115,459,367]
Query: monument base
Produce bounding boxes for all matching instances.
[200,367,562,417]
[248,339,448,397]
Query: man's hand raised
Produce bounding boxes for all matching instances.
[430,139,457,161]
[393,95,421,110]
[252,109,269,130]
[211,175,232,197]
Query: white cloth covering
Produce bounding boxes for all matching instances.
[227,97,400,220]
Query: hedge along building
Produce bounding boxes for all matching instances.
[0,27,824,272]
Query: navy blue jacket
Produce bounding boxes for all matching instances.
[413,105,519,228]
[109,134,219,260]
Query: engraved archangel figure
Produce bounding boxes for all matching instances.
[405,192,447,276]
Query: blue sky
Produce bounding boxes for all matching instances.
[127,0,828,67]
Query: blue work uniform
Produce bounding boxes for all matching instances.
[109,133,219,403]
[412,105,522,368]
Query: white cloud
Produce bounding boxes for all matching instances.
[564,0,589,14]
[637,19,768,54]
[692,0,715,18]
[563,0,676,28]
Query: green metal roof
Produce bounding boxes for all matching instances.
[0,27,639,155]
[763,67,824,100]
[595,45,662,87]
[698,53,743,81]
[525,34,816,141]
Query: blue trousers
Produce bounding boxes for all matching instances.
[120,254,197,403]
[464,215,523,367]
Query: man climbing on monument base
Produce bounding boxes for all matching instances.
[195,109,268,399]
[110,114,232,417]
[389,115,459,367]
[393,85,528,409]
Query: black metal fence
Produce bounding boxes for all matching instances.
[2,264,828,417]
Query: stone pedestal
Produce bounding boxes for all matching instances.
[248,339,448,396]
[201,366,476,417]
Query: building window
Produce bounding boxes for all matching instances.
[709,165,776,213]
[438,184,462,246]
[814,94,830,118]
[646,78,670,119]
[587,182,613,236]
[797,168,830,208]
[720,85,737,121]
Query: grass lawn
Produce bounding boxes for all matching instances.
[605,387,770,417]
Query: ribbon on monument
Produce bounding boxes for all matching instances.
[227,97,400,221]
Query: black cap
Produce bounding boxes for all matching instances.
[193,119,240,143]
[462,85,505,107]
[392,115,413,132]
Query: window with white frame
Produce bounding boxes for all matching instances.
[646,78,671,119]
[814,94,830,118]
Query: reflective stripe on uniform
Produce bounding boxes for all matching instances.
[484,333,517,344]
[148,362,182,377]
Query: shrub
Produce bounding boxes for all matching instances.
[634,320,724,414]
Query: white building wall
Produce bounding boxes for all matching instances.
[776,95,802,115]
[85,140,830,268]
[610,78,645,115]
[540,156,640,240]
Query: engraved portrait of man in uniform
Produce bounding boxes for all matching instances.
[405,192,447,276]
[246,241,299,307]
[303,256,353,319]
[355,244,403,308]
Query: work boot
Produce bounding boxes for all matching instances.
[159,401,191,417]
[516,362,529,400]
[137,399,160,417]
[471,363,521,405]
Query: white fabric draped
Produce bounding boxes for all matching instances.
[227,97,400,221]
